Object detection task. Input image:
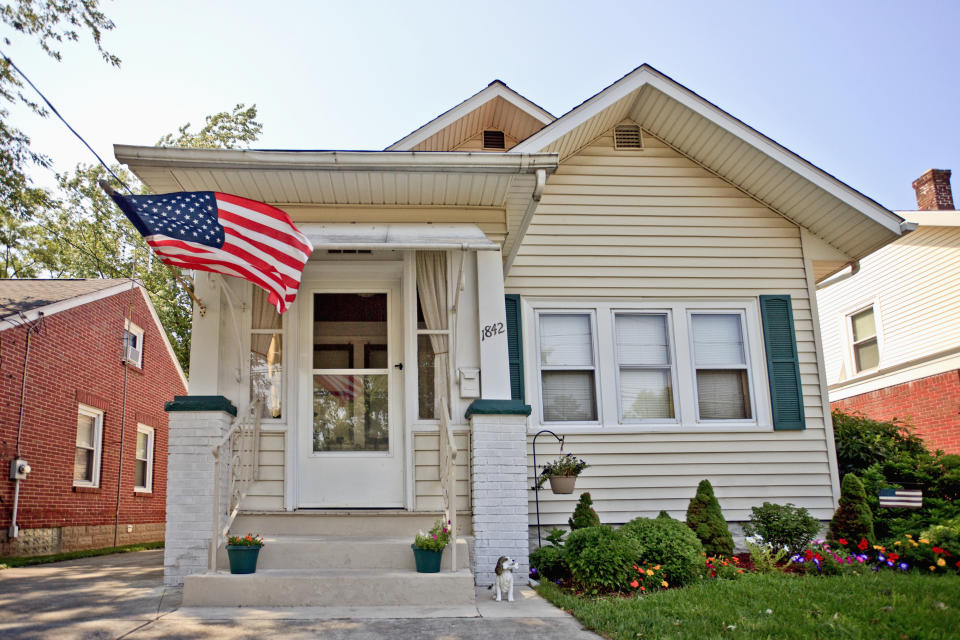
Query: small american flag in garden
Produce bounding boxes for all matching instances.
[878,488,923,509]
[111,190,313,313]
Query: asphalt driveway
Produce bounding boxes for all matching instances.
[0,550,600,639]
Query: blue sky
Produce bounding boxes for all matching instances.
[5,0,958,210]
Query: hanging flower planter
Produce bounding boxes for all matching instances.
[546,475,577,494]
[535,453,588,495]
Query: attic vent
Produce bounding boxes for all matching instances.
[614,124,643,150]
[483,130,506,149]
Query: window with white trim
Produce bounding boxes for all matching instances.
[848,306,879,373]
[123,321,144,368]
[536,312,599,422]
[250,286,283,419]
[134,424,154,492]
[530,301,768,430]
[74,405,103,487]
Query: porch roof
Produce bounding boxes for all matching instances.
[300,222,498,250]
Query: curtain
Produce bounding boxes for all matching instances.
[416,252,449,420]
[251,287,283,418]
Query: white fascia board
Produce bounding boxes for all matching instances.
[137,285,189,390]
[898,210,960,227]
[828,347,960,401]
[114,145,558,175]
[385,83,555,151]
[512,65,904,236]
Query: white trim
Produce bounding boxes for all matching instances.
[534,309,602,425]
[611,310,679,424]
[829,347,960,401]
[687,309,757,425]
[840,297,884,378]
[123,320,145,368]
[386,81,555,151]
[73,404,104,488]
[898,211,960,227]
[299,222,498,251]
[511,65,903,236]
[134,424,155,493]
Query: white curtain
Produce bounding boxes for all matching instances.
[416,252,449,420]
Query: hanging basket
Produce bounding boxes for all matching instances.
[547,475,577,494]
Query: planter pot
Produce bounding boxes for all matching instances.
[411,544,444,573]
[226,545,262,574]
[547,475,577,494]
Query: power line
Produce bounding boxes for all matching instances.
[0,49,134,193]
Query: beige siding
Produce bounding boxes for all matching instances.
[508,128,835,525]
[414,431,471,512]
[239,432,285,511]
[817,225,960,385]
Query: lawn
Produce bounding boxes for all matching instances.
[536,571,960,640]
[0,540,164,569]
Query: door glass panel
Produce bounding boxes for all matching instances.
[312,375,388,451]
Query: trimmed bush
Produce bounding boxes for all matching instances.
[685,479,734,557]
[564,526,644,594]
[828,473,874,543]
[743,502,820,555]
[657,510,673,520]
[619,516,705,587]
[529,544,570,583]
[569,492,601,530]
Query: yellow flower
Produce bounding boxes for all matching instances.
[646,569,654,576]
[911,541,919,547]
[937,558,946,567]
[661,580,669,587]
[654,564,661,570]
[930,565,936,571]
[905,534,913,538]
[920,539,930,544]
[894,541,901,546]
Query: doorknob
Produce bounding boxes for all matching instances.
[394,363,403,370]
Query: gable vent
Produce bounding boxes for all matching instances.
[614,124,643,150]
[483,130,506,149]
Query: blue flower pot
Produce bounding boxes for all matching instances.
[226,545,261,574]
[411,544,443,573]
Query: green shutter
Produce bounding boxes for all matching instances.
[504,294,524,402]
[759,295,805,430]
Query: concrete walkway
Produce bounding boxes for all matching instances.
[0,550,600,639]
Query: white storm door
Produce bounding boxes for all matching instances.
[297,283,404,508]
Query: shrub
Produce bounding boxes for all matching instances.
[569,492,601,530]
[920,517,960,553]
[619,516,705,587]
[529,544,570,582]
[685,479,734,557]
[564,526,644,594]
[742,502,820,555]
[828,473,875,543]
[745,538,789,573]
[657,510,673,520]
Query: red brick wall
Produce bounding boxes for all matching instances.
[0,289,187,539]
[831,370,960,454]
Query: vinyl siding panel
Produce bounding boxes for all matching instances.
[414,431,471,512]
[239,432,285,512]
[507,128,835,525]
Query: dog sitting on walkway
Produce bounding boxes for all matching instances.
[487,556,518,602]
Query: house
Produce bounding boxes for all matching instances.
[817,169,960,454]
[113,65,908,606]
[0,279,187,556]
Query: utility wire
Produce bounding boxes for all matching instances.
[0,49,134,193]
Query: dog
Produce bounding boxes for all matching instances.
[486,556,518,602]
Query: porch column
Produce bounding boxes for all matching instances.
[475,249,511,400]
[187,272,222,395]
[162,396,236,586]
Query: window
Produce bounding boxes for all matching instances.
[530,301,770,430]
[123,321,144,368]
[250,286,283,419]
[615,313,676,421]
[134,425,154,492]
[848,306,879,373]
[74,405,103,487]
[537,312,599,422]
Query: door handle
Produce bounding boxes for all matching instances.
[394,363,403,370]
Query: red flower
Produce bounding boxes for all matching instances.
[932,547,944,554]
[814,552,823,563]
[888,553,899,561]
[838,538,847,545]
[630,580,639,588]
[955,560,960,569]
[858,538,869,551]
[804,549,814,561]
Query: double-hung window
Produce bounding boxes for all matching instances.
[74,405,103,487]
[123,321,144,368]
[690,312,752,420]
[134,425,154,492]
[848,306,879,373]
[615,313,677,421]
[537,312,599,422]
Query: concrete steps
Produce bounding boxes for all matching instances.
[231,511,471,537]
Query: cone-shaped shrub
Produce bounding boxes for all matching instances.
[828,473,874,543]
[569,492,602,530]
[685,479,734,557]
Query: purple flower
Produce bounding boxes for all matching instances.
[555,579,562,585]
[878,554,885,562]
[886,560,894,567]
[531,568,538,574]
[899,562,909,571]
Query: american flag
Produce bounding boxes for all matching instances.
[111,190,313,313]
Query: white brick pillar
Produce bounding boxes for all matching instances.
[163,396,236,586]
[468,405,530,586]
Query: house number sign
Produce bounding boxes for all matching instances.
[480,322,505,341]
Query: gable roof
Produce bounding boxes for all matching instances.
[511,64,908,266]
[386,80,555,151]
[0,278,187,388]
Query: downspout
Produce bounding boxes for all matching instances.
[503,168,547,274]
[10,313,42,539]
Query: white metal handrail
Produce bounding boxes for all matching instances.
[209,398,262,570]
[438,397,458,572]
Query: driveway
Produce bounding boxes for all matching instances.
[0,550,600,639]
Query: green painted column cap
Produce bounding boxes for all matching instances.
[465,399,532,418]
[164,395,238,416]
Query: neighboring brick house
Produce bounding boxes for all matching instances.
[818,170,960,454]
[0,279,187,556]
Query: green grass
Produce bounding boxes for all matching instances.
[0,539,164,569]
[536,571,960,640]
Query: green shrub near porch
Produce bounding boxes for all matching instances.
[619,516,704,587]
[685,479,734,557]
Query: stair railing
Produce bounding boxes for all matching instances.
[209,398,262,570]
[438,397,458,572]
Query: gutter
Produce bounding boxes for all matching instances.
[816,219,917,291]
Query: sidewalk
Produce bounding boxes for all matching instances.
[0,550,600,639]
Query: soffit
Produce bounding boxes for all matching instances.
[409,96,550,151]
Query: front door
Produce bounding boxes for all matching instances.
[297,277,404,508]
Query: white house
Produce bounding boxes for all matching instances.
[818,169,960,454]
[114,65,908,607]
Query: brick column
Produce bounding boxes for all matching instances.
[162,396,236,586]
[468,400,531,586]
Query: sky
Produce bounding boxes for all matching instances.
[3,0,959,211]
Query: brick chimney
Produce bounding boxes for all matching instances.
[912,169,955,210]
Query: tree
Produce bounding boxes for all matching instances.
[568,492,601,530]
[685,479,734,557]
[828,473,875,545]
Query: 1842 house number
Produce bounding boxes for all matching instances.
[480,322,505,341]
